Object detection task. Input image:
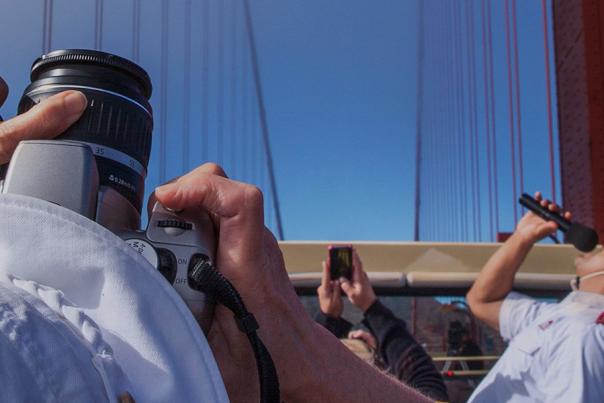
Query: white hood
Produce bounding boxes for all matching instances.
[0,193,229,402]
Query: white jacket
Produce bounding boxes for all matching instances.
[0,193,229,402]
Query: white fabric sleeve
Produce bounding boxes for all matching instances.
[498,291,556,342]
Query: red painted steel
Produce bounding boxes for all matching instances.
[554,0,604,243]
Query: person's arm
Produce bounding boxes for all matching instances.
[340,251,446,401]
[315,260,353,338]
[154,168,432,403]
[363,300,449,402]
[314,311,353,339]
[466,192,569,331]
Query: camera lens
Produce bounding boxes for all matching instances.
[18,49,153,213]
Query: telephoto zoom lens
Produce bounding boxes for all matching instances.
[18,49,153,214]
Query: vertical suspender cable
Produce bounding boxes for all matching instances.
[468,0,482,241]
[42,0,53,53]
[95,0,104,50]
[424,2,433,241]
[444,4,453,240]
[455,3,469,241]
[413,0,425,242]
[511,0,524,194]
[241,9,249,183]
[132,0,140,62]
[243,0,284,240]
[541,0,557,203]
[461,0,476,241]
[486,0,500,235]
[454,4,469,241]
[183,0,192,173]
[443,2,454,240]
[465,0,478,240]
[231,0,238,178]
[446,3,459,241]
[201,0,209,163]
[481,0,494,241]
[159,0,168,183]
[217,0,225,165]
[252,77,258,186]
[504,0,518,224]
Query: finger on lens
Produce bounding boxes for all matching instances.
[534,191,542,201]
[0,91,87,164]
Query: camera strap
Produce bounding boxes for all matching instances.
[188,259,280,403]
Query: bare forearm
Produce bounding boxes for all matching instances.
[469,234,532,302]
[260,292,431,403]
[471,234,533,302]
[467,234,533,329]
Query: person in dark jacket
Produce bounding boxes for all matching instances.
[315,249,449,402]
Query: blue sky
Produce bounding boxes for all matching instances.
[0,0,560,241]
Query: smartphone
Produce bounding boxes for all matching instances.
[328,245,353,281]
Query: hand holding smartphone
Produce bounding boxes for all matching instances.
[328,245,353,281]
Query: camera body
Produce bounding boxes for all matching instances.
[1,139,216,333]
[0,49,219,334]
[118,202,216,333]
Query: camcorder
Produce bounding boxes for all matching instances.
[0,49,216,333]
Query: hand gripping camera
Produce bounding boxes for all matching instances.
[0,50,215,333]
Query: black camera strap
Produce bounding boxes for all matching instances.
[188,260,280,403]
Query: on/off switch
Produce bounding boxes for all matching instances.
[157,219,193,236]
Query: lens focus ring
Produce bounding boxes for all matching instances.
[21,88,152,168]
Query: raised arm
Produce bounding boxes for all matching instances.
[342,251,448,401]
[466,192,569,330]
[154,167,431,403]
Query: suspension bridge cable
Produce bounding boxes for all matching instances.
[159,0,168,183]
[231,0,238,178]
[243,0,284,240]
[217,0,225,165]
[424,0,435,240]
[42,0,53,53]
[183,0,192,173]
[461,0,476,241]
[201,0,209,163]
[504,0,518,225]
[471,0,482,241]
[486,0,500,235]
[455,2,469,241]
[468,1,480,240]
[132,0,140,62]
[455,4,469,241]
[95,0,104,50]
[481,0,494,241]
[465,0,478,240]
[436,3,455,240]
[252,74,258,186]
[541,0,557,203]
[241,7,249,184]
[446,2,458,241]
[413,0,425,241]
[511,0,524,194]
[444,2,454,240]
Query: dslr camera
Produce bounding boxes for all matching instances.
[0,49,215,333]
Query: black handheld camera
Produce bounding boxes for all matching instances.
[0,49,215,333]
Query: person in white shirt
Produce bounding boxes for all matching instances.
[467,192,604,402]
